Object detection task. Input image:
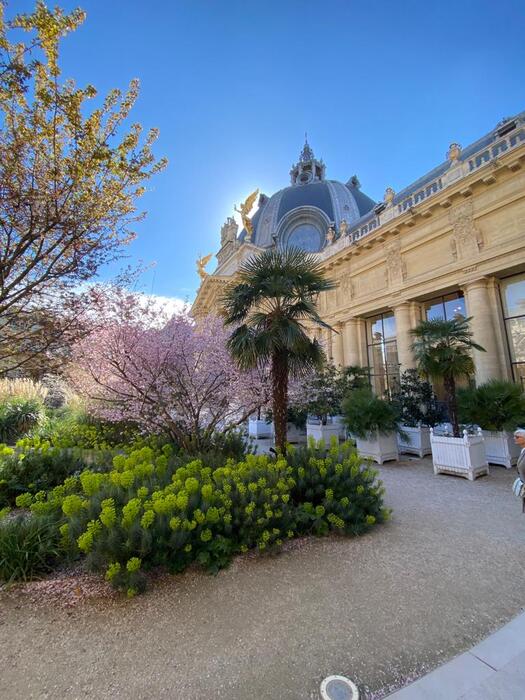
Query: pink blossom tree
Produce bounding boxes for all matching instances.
[70,288,271,450]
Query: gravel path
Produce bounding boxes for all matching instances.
[1,457,525,699]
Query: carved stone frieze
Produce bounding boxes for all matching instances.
[448,201,483,259]
[337,273,354,307]
[385,240,406,286]
[220,216,238,246]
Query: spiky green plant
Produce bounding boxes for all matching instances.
[458,379,525,432]
[0,515,62,582]
[221,247,336,452]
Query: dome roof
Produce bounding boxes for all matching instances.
[239,141,376,253]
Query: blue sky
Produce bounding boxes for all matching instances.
[12,0,525,304]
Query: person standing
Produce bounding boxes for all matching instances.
[514,428,525,513]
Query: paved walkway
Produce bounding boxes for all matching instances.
[387,611,525,699]
[1,456,525,699]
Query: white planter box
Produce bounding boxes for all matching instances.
[430,429,489,480]
[354,431,399,465]
[286,423,307,443]
[307,422,340,443]
[248,417,274,439]
[482,430,521,468]
[398,425,432,458]
[331,415,348,440]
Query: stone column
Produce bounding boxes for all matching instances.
[393,302,417,373]
[463,278,502,384]
[331,324,344,367]
[322,327,332,360]
[342,318,362,367]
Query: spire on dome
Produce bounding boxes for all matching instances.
[300,132,315,163]
[290,134,325,185]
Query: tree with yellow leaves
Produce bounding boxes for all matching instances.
[0,2,166,375]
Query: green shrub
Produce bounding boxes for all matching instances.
[176,429,255,466]
[0,443,89,507]
[342,389,404,439]
[33,410,141,450]
[0,514,62,582]
[286,439,389,536]
[16,440,387,595]
[0,398,45,444]
[457,380,525,432]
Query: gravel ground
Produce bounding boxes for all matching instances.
[1,456,525,700]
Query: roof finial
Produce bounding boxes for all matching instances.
[300,133,314,163]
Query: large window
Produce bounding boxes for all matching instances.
[287,223,322,252]
[500,273,525,388]
[424,292,466,321]
[366,312,399,396]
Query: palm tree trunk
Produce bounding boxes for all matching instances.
[444,373,460,437]
[271,350,288,453]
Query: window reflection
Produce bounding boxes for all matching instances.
[424,292,465,321]
[367,312,398,397]
[501,274,525,386]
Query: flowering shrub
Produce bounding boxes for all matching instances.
[70,298,272,451]
[14,441,388,594]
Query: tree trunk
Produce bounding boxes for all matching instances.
[271,350,288,453]
[444,373,460,437]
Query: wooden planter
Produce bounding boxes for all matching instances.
[430,428,489,480]
[354,431,399,465]
[398,425,432,458]
[482,430,521,468]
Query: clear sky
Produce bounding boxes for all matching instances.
[11,0,525,305]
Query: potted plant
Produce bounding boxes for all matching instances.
[332,365,372,439]
[285,405,308,443]
[458,380,525,468]
[411,317,489,480]
[301,363,343,442]
[342,388,403,464]
[392,369,445,457]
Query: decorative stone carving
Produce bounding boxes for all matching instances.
[449,201,483,259]
[450,236,458,260]
[326,224,336,245]
[386,240,406,286]
[340,274,354,301]
[384,187,395,205]
[447,142,462,162]
[220,216,238,246]
[339,219,348,236]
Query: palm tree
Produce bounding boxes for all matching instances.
[410,317,485,437]
[221,247,336,452]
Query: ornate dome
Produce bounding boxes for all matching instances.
[239,139,377,252]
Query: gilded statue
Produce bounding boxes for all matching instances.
[196,253,213,281]
[234,189,259,241]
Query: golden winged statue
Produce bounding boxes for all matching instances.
[196,253,213,281]
[234,188,259,241]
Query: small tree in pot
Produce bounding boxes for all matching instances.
[458,380,525,468]
[411,317,489,480]
[342,389,404,464]
[391,369,445,457]
[410,317,484,438]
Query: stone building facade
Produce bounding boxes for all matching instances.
[192,112,525,393]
